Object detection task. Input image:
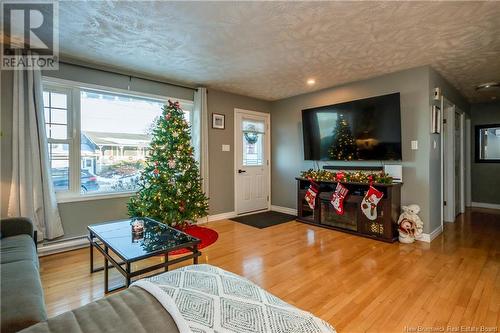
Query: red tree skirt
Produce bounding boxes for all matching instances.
[170,225,218,255]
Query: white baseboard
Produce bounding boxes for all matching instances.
[270,205,297,216]
[202,207,299,223]
[471,202,500,210]
[38,236,89,257]
[418,225,443,243]
[196,211,240,224]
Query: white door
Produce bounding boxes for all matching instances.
[443,101,455,222]
[443,100,465,223]
[234,110,270,214]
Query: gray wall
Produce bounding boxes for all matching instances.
[270,66,468,234]
[470,101,500,204]
[207,89,271,215]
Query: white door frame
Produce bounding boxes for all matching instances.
[441,97,465,223]
[458,109,465,214]
[234,108,271,215]
[465,117,472,207]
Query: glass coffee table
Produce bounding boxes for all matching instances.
[88,218,201,293]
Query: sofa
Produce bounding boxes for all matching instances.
[1,217,47,333]
[20,264,336,333]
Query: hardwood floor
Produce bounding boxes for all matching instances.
[39,208,500,332]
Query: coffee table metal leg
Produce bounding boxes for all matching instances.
[164,253,169,272]
[89,237,94,273]
[193,245,199,264]
[126,262,131,287]
[104,245,109,293]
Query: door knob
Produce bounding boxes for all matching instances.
[238,169,246,173]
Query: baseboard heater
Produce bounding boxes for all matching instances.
[37,235,89,257]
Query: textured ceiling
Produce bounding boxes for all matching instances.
[56,1,500,102]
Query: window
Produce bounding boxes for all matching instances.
[44,88,72,191]
[476,124,500,163]
[242,119,265,166]
[43,79,194,200]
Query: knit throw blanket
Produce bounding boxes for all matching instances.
[133,264,336,333]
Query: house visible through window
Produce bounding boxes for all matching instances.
[43,80,193,199]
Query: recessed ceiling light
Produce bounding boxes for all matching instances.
[307,79,316,86]
[476,82,499,91]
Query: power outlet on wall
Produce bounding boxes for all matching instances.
[222,144,230,152]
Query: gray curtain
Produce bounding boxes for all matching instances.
[8,64,64,240]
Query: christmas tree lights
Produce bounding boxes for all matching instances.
[128,100,209,227]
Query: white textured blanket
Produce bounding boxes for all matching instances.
[132,264,336,333]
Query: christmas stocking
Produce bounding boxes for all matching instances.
[361,186,383,220]
[330,183,349,215]
[304,184,318,210]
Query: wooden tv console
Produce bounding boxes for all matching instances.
[296,177,401,242]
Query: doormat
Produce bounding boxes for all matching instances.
[230,211,296,229]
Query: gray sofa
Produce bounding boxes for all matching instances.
[1,217,47,333]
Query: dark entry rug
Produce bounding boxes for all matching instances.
[230,211,296,229]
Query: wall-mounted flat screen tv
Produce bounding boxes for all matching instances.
[302,92,402,161]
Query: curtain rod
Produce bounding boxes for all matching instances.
[59,60,197,92]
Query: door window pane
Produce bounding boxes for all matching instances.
[242,119,265,132]
[242,119,265,166]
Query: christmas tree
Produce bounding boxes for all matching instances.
[328,115,358,160]
[128,100,209,227]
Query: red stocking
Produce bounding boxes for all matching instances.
[361,186,383,220]
[330,183,349,215]
[304,185,318,210]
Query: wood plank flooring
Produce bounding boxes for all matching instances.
[39,208,500,332]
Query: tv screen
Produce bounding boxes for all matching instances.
[302,93,402,161]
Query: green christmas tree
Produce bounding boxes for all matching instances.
[128,100,209,227]
[328,115,358,160]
